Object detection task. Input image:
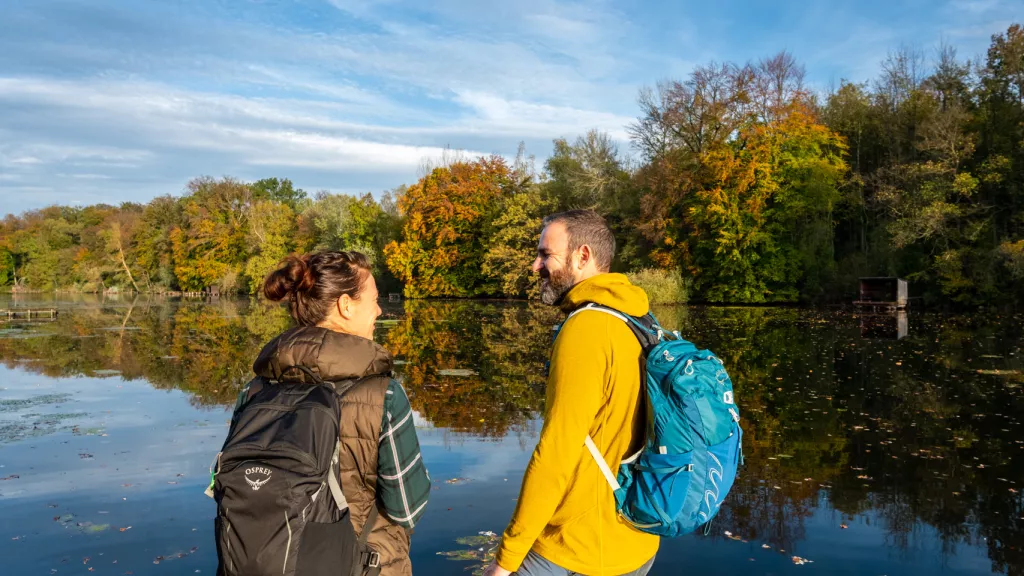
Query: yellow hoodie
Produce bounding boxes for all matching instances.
[495,273,660,575]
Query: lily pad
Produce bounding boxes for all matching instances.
[436,531,500,574]
[455,535,494,547]
[0,394,72,413]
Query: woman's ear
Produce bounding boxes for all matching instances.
[337,294,353,319]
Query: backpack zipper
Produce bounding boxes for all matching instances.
[220,444,320,471]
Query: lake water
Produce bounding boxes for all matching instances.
[1,295,1022,575]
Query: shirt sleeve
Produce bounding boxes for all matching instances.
[377,379,431,529]
[495,313,609,571]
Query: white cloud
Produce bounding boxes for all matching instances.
[0,0,1016,214]
[0,74,633,203]
[453,90,633,141]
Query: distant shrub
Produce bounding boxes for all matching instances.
[627,268,688,304]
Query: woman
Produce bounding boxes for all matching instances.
[259,251,429,575]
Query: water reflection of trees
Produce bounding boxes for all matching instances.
[1,301,1022,573]
[0,298,289,407]
[380,300,558,437]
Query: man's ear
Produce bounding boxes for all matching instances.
[577,245,592,270]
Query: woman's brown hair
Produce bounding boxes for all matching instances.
[263,251,373,326]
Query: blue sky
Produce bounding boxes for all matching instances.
[0,0,1017,216]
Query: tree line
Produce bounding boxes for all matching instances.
[2,24,1022,305]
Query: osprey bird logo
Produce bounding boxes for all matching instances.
[244,466,272,491]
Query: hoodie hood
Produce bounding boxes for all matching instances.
[559,272,649,317]
[253,325,393,384]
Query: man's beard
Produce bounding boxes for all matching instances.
[539,266,575,306]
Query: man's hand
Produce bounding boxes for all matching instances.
[481,563,513,576]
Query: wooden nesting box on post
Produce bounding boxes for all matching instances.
[854,277,908,310]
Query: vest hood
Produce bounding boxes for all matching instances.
[253,325,393,384]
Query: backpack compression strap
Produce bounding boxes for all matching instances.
[566,304,650,494]
[327,440,350,511]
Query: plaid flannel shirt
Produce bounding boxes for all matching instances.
[376,379,430,529]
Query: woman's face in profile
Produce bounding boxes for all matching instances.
[346,273,382,339]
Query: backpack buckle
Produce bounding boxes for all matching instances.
[365,551,381,568]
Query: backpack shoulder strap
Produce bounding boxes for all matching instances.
[567,303,660,352]
[585,435,622,491]
[232,376,266,411]
[568,303,659,493]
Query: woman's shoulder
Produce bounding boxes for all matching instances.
[337,373,393,405]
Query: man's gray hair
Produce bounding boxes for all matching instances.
[543,209,616,272]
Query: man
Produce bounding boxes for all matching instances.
[483,210,658,576]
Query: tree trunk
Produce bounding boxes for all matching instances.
[114,230,141,293]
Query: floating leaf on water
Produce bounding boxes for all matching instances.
[976,369,1020,376]
[438,369,478,377]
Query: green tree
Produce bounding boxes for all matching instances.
[482,186,551,298]
[133,195,183,291]
[243,200,296,294]
[250,177,308,211]
[0,247,13,287]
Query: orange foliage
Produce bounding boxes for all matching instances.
[384,157,511,298]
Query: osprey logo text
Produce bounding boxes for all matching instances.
[245,466,272,491]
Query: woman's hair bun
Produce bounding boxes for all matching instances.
[262,250,373,326]
[263,255,315,302]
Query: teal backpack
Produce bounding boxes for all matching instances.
[561,303,743,537]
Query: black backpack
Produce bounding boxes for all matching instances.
[208,368,381,576]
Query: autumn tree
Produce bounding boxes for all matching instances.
[630,54,847,302]
[170,177,252,292]
[384,156,512,297]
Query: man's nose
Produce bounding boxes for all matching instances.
[531,257,542,273]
